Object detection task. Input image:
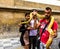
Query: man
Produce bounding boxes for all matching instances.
[19,13,30,49]
[32,7,58,49]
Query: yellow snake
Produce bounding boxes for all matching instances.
[20,12,55,49]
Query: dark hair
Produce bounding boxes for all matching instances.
[46,7,52,11]
[25,12,30,17]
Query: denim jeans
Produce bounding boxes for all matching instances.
[40,42,46,49]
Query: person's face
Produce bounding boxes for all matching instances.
[44,9,51,19]
[25,15,30,20]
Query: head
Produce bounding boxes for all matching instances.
[44,7,52,19]
[32,9,38,19]
[25,13,30,20]
[32,9,38,16]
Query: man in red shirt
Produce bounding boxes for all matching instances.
[32,7,58,49]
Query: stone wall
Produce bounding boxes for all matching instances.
[0,0,60,33]
[0,0,14,7]
[15,0,60,10]
[0,10,25,33]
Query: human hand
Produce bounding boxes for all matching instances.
[32,10,37,15]
[18,24,22,27]
[27,27,31,30]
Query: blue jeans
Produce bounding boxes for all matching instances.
[40,42,46,49]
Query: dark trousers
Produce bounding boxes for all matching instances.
[58,41,60,48]
[20,32,25,46]
[29,36,37,49]
[36,39,40,49]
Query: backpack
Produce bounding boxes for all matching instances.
[19,24,26,32]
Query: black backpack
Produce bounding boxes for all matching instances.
[19,24,26,32]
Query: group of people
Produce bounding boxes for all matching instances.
[19,7,58,49]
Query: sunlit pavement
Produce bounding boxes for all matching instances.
[0,37,60,49]
[0,32,60,49]
[0,37,24,49]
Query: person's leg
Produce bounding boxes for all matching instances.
[20,32,25,46]
[24,44,29,49]
[43,45,46,49]
[24,46,26,49]
[36,36,40,49]
[42,42,51,49]
[32,36,37,49]
[23,33,29,49]
[40,42,44,49]
[29,36,32,49]
[58,41,60,49]
[37,39,40,49]
[26,44,29,49]
[43,42,47,49]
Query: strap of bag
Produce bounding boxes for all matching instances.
[41,21,50,37]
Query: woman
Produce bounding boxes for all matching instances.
[19,13,30,49]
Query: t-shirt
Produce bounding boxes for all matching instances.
[39,19,58,44]
[29,19,38,36]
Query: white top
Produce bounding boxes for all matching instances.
[29,19,38,36]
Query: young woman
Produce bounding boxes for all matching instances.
[19,13,30,49]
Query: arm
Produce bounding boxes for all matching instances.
[20,12,44,24]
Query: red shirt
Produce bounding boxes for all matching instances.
[39,19,58,44]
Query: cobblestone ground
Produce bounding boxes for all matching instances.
[51,38,60,49]
[0,37,60,49]
[16,38,60,49]
[0,32,60,49]
[0,37,24,49]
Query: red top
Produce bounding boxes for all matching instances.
[39,19,58,44]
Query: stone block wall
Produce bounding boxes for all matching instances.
[0,0,60,33]
[0,0,14,7]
